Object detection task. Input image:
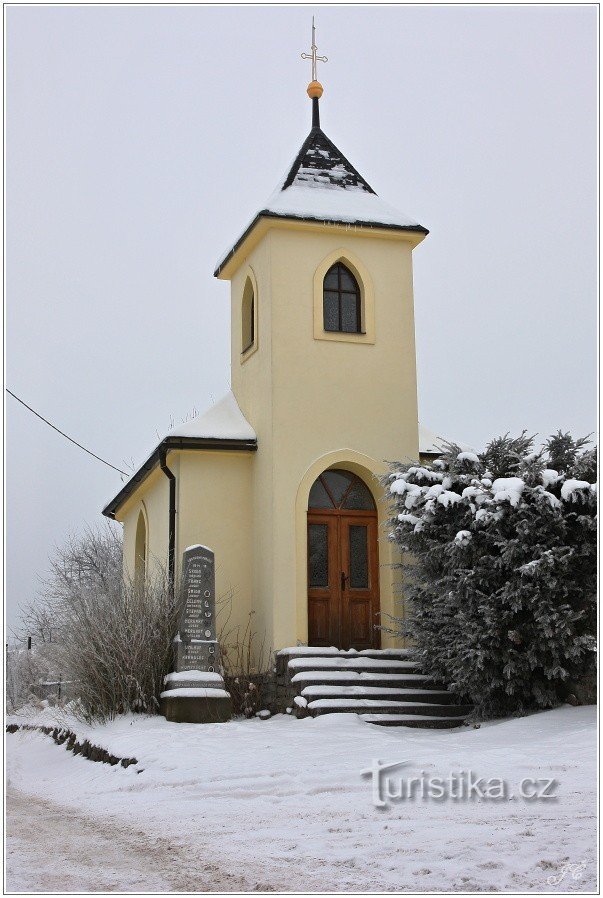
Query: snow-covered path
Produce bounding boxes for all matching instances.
[5,706,597,893]
[5,787,251,893]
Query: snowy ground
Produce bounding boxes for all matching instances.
[5,705,597,893]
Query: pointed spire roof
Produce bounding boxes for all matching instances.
[281,126,376,193]
[260,120,428,230]
[214,72,428,277]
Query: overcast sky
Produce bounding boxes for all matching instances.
[6,5,597,633]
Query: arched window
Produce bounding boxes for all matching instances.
[323,262,361,334]
[241,277,255,353]
[308,469,376,511]
[134,511,147,583]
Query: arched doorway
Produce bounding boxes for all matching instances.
[307,469,380,650]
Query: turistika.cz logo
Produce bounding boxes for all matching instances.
[361,760,559,808]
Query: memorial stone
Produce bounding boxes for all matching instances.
[175,545,220,675]
[160,545,232,723]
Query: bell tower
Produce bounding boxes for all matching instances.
[214,29,428,649]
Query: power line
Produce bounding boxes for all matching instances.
[6,389,128,476]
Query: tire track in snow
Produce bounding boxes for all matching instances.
[5,786,255,893]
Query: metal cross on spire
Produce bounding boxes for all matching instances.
[301,17,327,82]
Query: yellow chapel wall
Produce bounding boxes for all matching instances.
[117,449,255,660]
[119,463,172,583]
[230,239,278,651]
[269,226,419,650]
[175,449,254,662]
[228,221,421,651]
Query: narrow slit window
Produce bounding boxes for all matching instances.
[242,278,255,353]
[134,511,147,583]
[323,263,361,334]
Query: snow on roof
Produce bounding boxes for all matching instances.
[102,392,255,518]
[215,127,426,275]
[262,182,422,230]
[419,423,474,455]
[268,128,423,229]
[167,391,255,441]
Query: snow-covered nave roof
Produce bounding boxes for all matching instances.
[167,391,256,441]
[102,392,257,519]
[103,390,467,519]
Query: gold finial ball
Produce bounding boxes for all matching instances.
[307,80,323,99]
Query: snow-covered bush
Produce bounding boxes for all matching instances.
[386,432,596,718]
[5,641,57,712]
[18,524,178,723]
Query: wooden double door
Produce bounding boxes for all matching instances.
[307,470,380,651]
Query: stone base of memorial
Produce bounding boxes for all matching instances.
[160,670,232,724]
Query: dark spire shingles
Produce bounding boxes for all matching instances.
[281,128,376,194]
[214,125,428,277]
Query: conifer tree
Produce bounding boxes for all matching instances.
[386,432,596,717]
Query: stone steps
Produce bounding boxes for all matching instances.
[301,685,457,703]
[292,671,438,690]
[279,647,414,660]
[307,699,472,717]
[278,646,471,729]
[361,714,466,729]
[286,656,421,677]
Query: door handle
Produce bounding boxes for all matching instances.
[341,571,347,591]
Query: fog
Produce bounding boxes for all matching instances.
[6,6,597,632]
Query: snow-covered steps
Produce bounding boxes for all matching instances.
[301,685,457,704]
[278,646,415,660]
[307,699,472,718]
[278,647,472,729]
[291,670,437,690]
[360,714,466,729]
[286,656,421,676]
[276,647,417,678]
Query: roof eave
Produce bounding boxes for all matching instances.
[214,212,429,280]
[102,435,258,520]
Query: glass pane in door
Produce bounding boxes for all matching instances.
[343,478,375,510]
[308,524,329,588]
[349,525,369,589]
[322,470,353,507]
[308,479,333,508]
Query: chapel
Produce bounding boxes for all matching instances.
[103,36,458,654]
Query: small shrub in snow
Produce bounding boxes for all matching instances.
[219,606,275,718]
[18,525,178,723]
[386,432,596,718]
